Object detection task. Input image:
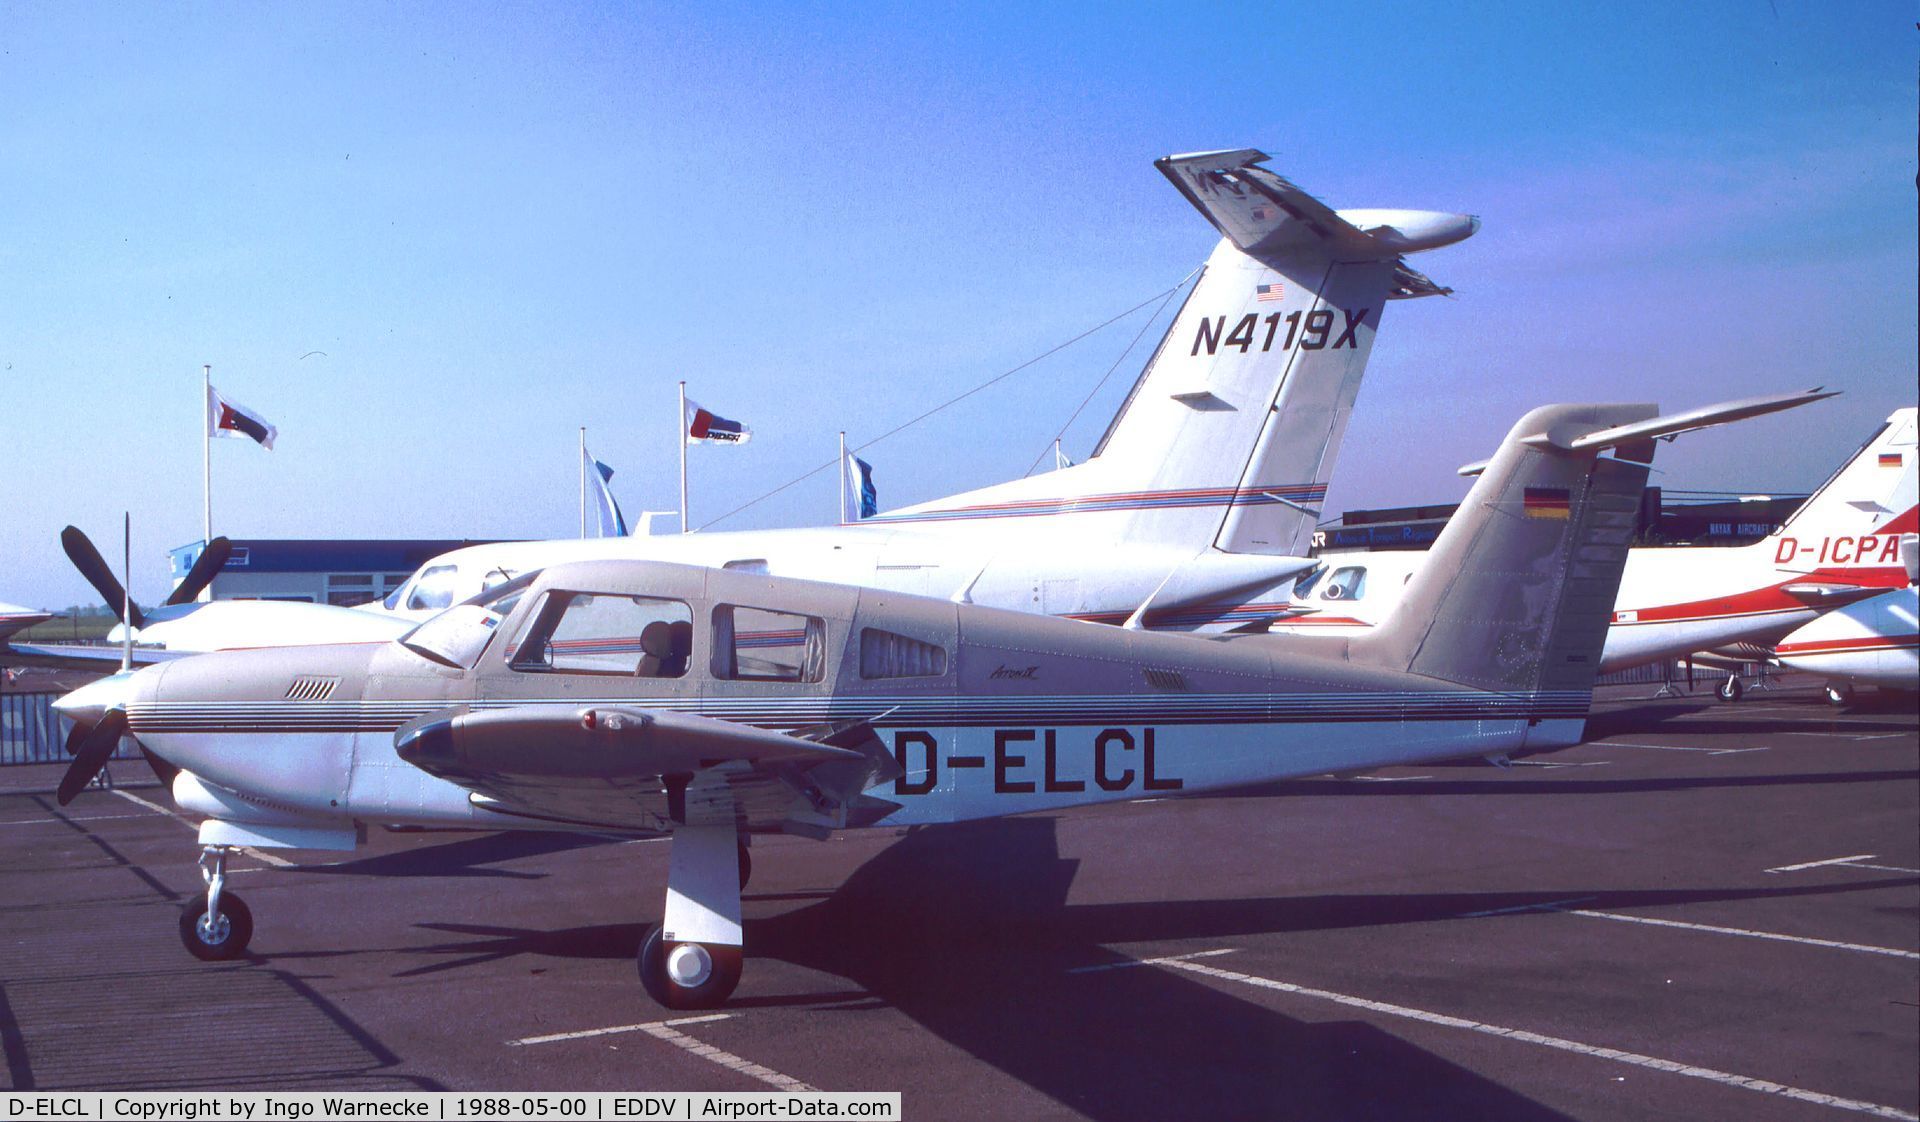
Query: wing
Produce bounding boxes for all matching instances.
[395,704,900,835]
[2,641,189,670]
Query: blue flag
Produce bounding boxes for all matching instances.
[583,446,630,536]
[844,451,877,521]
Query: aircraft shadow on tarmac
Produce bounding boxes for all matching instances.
[1583,697,1919,739]
[378,819,1914,1121]
[292,831,617,880]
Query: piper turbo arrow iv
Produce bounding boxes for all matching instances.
[55,398,1776,1010]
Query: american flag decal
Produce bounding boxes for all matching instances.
[1523,487,1572,519]
[1256,283,1285,303]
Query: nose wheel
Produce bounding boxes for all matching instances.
[179,845,253,960]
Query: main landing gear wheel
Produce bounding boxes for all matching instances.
[1826,682,1855,708]
[179,891,252,960]
[1717,675,1744,702]
[638,923,741,1010]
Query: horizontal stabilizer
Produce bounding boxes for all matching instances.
[1149,552,1320,614]
[1458,388,1836,476]
[1155,149,1478,269]
[1541,388,1838,453]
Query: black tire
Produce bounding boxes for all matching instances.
[638,923,741,1010]
[1717,676,1743,703]
[738,844,752,891]
[179,891,253,961]
[1826,682,1855,708]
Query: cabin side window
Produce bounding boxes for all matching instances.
[1321,566,1368,601]
[507,591,693,678]
[712,605,826,682]
[858,628,949,679]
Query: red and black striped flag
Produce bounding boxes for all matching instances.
[205,384,277,450]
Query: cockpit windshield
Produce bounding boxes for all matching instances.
[399,570,542,669]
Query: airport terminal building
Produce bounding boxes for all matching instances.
[167,539,502,608]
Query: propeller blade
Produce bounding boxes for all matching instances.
[140,746,180,790]
[63,719,90,756]
[164,537,232,606]
[57,708,128,806]
[60,526,144,631]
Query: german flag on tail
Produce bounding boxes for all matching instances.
[1523,487,1571,519]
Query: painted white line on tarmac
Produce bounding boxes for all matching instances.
[1457,897,1595,918]
[637,1020,817,1092]
[109,788,294,868]
[0,813,150,826]
[1766,855,1882,873]
[1507,759,1609,768]
[1067,948,1236,974]
[1561,909,1919,960]
[510,1012,729,1046]
[1152,957,1919,1121]
[1603,741,1767,756]
[1353,775,1433,782]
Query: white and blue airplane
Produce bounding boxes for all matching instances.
[366,149,1481,631]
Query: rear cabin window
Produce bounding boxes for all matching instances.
[859,628,949,679]
[1321,567,1367,601]
[508,592,693,678]
[713,605,826,682]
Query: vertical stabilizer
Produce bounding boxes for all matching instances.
[1354,404,1655,746]
[1771,406,1918,552]
[875,150,1475,557]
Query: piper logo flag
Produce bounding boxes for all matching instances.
[206,385,278,449]
[583,446,630,537]
[685,399,751,445]
[843,451,877,521]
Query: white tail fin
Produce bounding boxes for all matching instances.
[872,149,1476,555]
[1766,407,1917,574]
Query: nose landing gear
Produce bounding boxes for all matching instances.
[179,845,253,960]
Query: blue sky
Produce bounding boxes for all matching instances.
[2,1,1914,609]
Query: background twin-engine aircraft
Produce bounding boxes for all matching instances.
[57,398,1742,1009]
[23,148,1474,662]
[1268,407,1919,700]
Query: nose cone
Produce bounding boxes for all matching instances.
[52,669,145,727]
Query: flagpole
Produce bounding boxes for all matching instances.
[838,430,847,525]
[578,427,587,539]
[201,364,212,602]
[678,380,689,534]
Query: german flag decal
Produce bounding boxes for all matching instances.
[1523,487,1572,519]
[1879,452,1903,467]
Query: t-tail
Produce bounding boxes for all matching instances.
[873,148,1477,556]
[1352,403,1659,752]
